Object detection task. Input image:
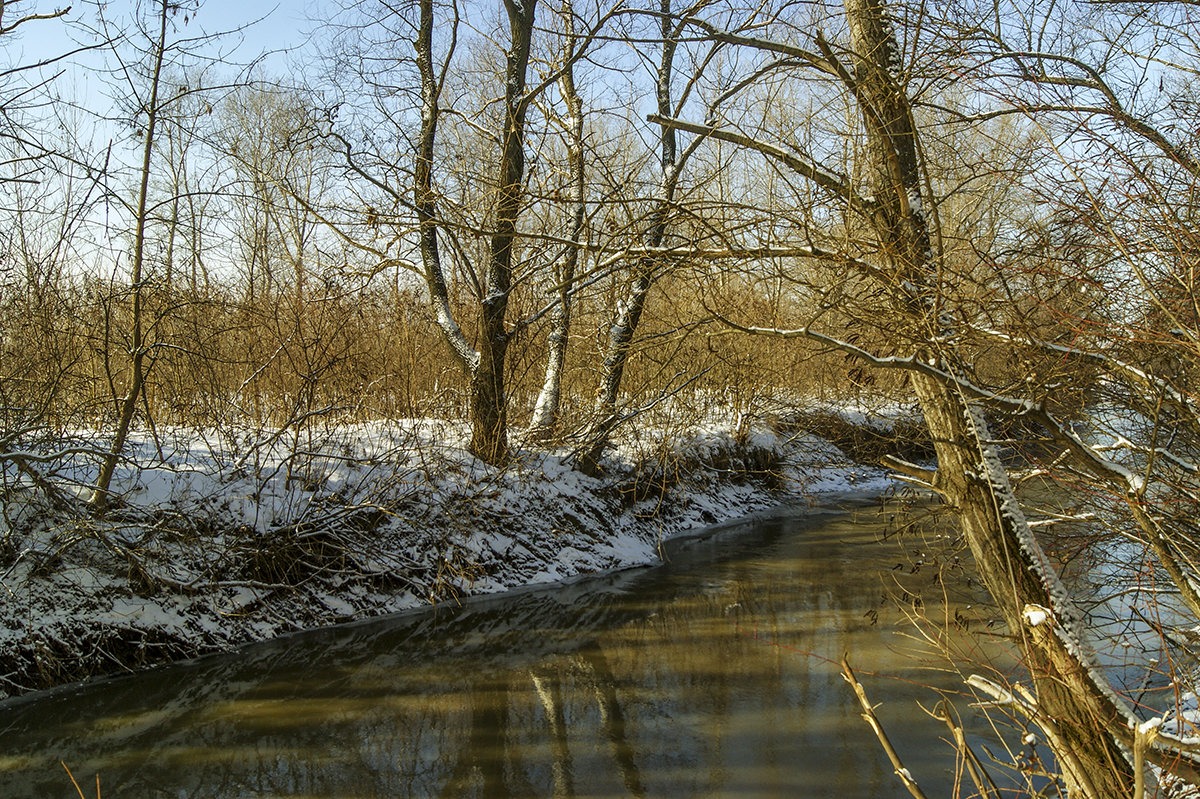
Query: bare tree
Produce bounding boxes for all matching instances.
[647,0,1200,792]
[574,0,721,474]
[86,0,259,506]
[527,0,587,442]
[315,0,638,464]
[0,4,103,512]
[311,0,542,465]
[90,0,182,507]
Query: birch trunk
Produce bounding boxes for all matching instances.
[529,0,586,442]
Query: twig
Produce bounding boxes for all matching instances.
[61,762,87,799]
[1133,718,1162,799]
[966,673,1101,799]
[931,699,1001,799]
[841,655,930,799]
[881,454,939,491]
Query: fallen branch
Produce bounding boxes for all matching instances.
[881,455,939,492]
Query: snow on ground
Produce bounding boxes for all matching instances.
[0,408,904,699]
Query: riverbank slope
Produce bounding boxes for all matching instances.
[0,407,914,698]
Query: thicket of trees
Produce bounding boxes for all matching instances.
[5,0,1200,793]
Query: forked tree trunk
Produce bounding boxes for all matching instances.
[414,0,536,466]
[468,0,536,464]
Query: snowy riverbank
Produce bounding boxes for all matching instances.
[0,407,912,698]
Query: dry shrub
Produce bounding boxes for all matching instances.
[2,241,923,475]
[783,408,933,464]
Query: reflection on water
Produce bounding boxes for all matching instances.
[0,503,1009,797]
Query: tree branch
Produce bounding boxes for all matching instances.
[647,114,866,208]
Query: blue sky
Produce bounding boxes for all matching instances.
[7,1,316,76]
[2,0,328,143]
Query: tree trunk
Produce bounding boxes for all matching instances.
[469,320,510,466]
[91,0,170,510]
[530,0,586,442]
[911,376,1133,796]
[843,0,1135,792]
[466,0,537,465]
[413,0,477,374]
[577,266,654,475]
[578,0,678,474]
[413,0,536,466]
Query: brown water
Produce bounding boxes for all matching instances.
[0,502,1016,798]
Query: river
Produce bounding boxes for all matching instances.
[0,500,1017,797]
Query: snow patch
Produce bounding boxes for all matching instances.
[1022,604,1050,628]
[0,412,897,698]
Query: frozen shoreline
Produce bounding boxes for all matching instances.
[0,413,904,699]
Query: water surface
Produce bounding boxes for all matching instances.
[0,502,1011,797]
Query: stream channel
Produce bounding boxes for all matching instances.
[0,499,1018,797]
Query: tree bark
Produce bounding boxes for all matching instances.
[578,0,679,474]
[414,0,536,466]
[91,0,170,509]
[843,0,1135,792]
[467,0,537,465]
[414,0,479,370]
[911,377,1133,797]
[529,0,586,442]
